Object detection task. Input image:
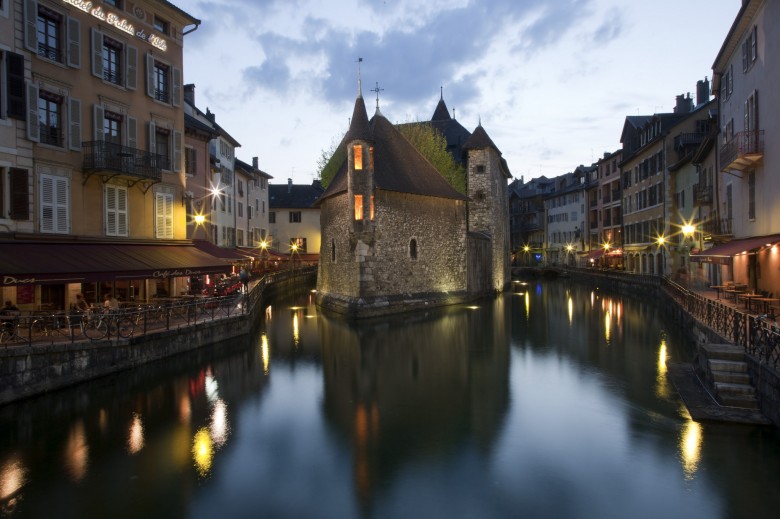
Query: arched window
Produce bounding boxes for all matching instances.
[331,238,336,263]
[409,238,418,260]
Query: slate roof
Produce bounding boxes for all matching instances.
[270,181,324,209]
[463,125,512,178]
[344,95,373,143]
[318,96,468,204]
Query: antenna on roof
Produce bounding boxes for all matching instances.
[356,57,363,98]
[452,107,456,119]
[440,85,443,100]
[371,81,384,111]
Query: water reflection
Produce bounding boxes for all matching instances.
[656,333,671,399]
[0,454,26,511]
[127,413,145,454]
[64,421,89,481]
[680,416,703,480]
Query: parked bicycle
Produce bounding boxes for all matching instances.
[80,310,138,341]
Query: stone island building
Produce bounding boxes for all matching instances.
[316,82,511,318]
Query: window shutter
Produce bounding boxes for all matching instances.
[148,121,156,153]
[26,82,40,142]
[6,53,26,120]
[127,116,137,148]
[68,97,81,150]
[173,130,182,173]
[126,45,137,90]
[145,53,155,98]
[155,192,173,238]
[105,185,128,236]
[91,28,103,78]
[67,17,81,68]
[40,175,54,232]
[93,104,105,140]
[10,168,29,220]
[742,41,748,72]
[172,67,182,107]
[54,176,69,233]
[23,0,38,53]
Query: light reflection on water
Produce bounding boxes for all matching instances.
[1,281,780,517]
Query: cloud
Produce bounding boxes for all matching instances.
[592,11,623,45]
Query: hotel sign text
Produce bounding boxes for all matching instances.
[62,0,168,51]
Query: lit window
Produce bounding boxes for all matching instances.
[370,195,374,220]
[369,146,374,170]
[353,145,363,170]
[354,194,363,220]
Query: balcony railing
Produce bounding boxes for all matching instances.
[39,124,64,147]
[720,130,764,172]
[83,140,166,182]
[695,184,713,204]
[700,217,732,237]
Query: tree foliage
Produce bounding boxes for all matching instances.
[315,122,466,194]
[397,122,466,194]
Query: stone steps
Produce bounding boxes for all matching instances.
[703,344,761,410]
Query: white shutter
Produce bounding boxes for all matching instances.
[105,185,128,236]
[127,116,137,149]
[172,67,182,107]
[54,177,69,233]
[93,104,105,141]
[68,98,81,150]
[26,82,40,142]
[23,0,38,53]
[155,192,173,239]
[91,27,103,78]
[40,175,54,232]
[173,130,182,173]
[126,45,137,90]
[67,17,81,68]
[146,53,155,98]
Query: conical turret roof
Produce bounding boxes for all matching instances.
[345,94,373,143]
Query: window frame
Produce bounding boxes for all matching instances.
[289,211,301,223]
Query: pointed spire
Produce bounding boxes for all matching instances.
[432,88,451,121]
[356,57,363,98]
[440,85,443,100]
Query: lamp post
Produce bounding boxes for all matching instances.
[565,244,574,268]
[523,245,530,266]
[656,235,666,276]
[603,242,611,269]
[682,224,695,287]
[290,242,299,276]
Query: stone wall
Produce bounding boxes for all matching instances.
[0,317,247,406]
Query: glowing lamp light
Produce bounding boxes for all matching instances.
[194,214,205,225]
[682,224,695,238]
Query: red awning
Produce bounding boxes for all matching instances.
[691,234,780,265]
[0,241,234,286]
[193,239,253,261]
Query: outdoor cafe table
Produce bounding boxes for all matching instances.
[724,288,745,302]
[738,293,762,312]
[710,285,729,299]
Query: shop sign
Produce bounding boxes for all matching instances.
[62,0,168,51]
[152,269,203,278]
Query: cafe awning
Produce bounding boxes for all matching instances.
[585,249,604,261]
[193,239,252,261]
[691,234,780,265]
[0,241,234,286]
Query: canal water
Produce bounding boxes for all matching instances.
[2,279,780,518]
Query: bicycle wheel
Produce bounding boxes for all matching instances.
[83,317,108,340]
[117,316,135,338]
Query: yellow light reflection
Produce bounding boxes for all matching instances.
[567,296,573,325]
[590,291,595,308]
[64,421,89,481]
[210,399,229,447]
[0,454,27,504]
[656,336,670,399]
[265,305,273,320]
[99,408,108,434]
[293,312,300,348]
[127,413,144,454]
[604,311,611,344]
[680,419,702,480]
[192,427,213,477]
[261,333,270,375]
[524,292,530,320]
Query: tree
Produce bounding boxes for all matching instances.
[397,122,466,194]
[317,134,345,189]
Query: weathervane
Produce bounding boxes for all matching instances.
[371,81,384,110]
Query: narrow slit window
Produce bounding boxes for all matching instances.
[353,145,363,170]
[410,238,418,260]
[354,194,363,220]
[370,195,375,220]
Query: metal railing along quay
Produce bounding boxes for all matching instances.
[0,267,317,348]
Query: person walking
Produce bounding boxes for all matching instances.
[239,267,249,293]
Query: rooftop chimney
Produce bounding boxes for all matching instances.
[205,108,215,122]
[288,178,292,193]
[674,93,694,114]
[696,77,710,107]
[252,156,258,169]
[184,84,195,105]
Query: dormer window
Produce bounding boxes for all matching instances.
[353,145,363,170]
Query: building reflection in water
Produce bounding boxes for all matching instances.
[318,296,511,509]
[568,294,574,325]
[656,333,670,399]
[261,333,270,375]
[127,413,145,454]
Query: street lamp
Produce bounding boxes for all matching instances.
[682,224,695,287]
[603,242,611,268]
[523,245,530,266]
[656,235,666,276]
[565,244,574,267]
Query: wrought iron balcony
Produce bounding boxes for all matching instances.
[720,130,764,172]
[695,184,713,204]
[700,217,732,237]
[82,140,165,185]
